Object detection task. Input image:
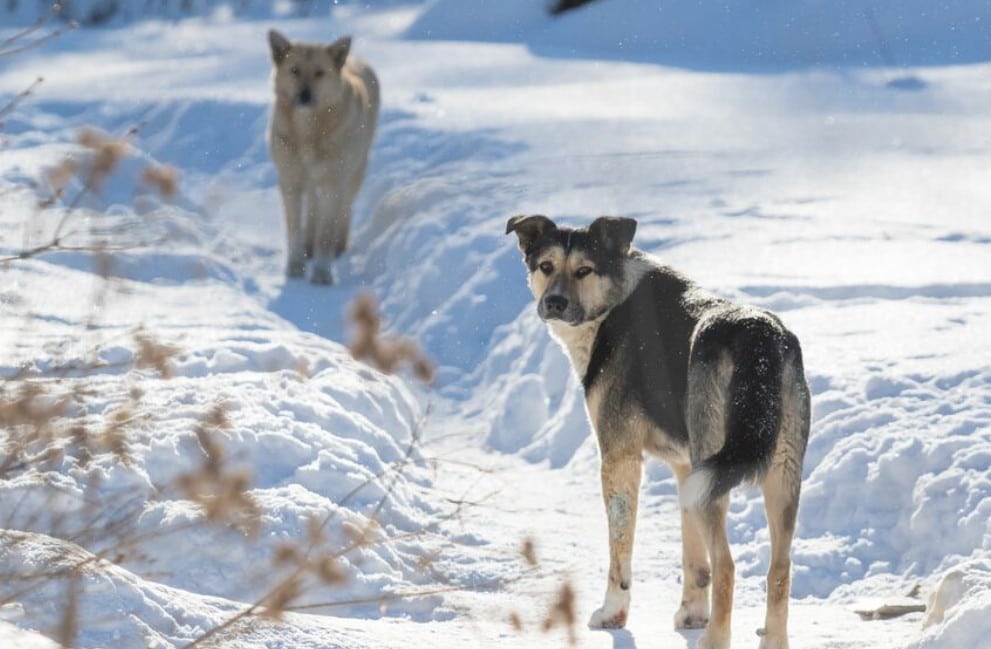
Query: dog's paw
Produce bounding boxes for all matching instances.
[695,626,730,649]
[674,599,709,630]
[588,590,630,630]
[588,606,627,629]
[309,265,334,285]
[286,258,306,278]
[757,630,789,649]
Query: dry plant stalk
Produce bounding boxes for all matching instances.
[542,581,578,646]
[133,326,179,378]
[56,567,81,648]
[347,292,435,384]
[0,4,76,62]
[4,127,135,262]
[0,381,72,478]
[74,127,130,192]
[45,155,78,194]
[140,163,180,200]
[97,396,140,466]
[262,530,347,621]
[0,76,44,131]
[175,404,261,536]
[521,537,538,567]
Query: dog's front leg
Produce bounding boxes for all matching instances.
[589,451,642,629]
[278,178,306,278]
[310,186,343,285]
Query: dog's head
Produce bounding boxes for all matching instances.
[268,29,352,109]
[506,215,638,326]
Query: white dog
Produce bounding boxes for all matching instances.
[267,30,380,284]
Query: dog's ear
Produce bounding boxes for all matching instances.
[327,36,352,70]
[269,29,292,64]
[589,216,637,254]
[506,214,556,252]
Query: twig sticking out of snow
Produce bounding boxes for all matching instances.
[0,77,44,130]
[0,4,77,61]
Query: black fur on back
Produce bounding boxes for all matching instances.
[583,266,708,445]
[582,259,804,501]
[689,311,800,501]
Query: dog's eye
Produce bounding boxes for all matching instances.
[290,66,300,76]
[575,266,594,279]
[315,69,325,78]
[538,261,554,275]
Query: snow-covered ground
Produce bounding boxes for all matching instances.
[1,1,990,647]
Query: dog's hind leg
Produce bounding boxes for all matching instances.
[680,347,734,646]
[691,496,733,649]
[588,450,642,629]
[672,462,711,630]
[758,470,799,649]
[758,362,808,649]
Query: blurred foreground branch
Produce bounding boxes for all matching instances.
[347,292,435,384]
[0,4,77,60]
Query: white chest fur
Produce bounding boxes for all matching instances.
[548,317,605,379]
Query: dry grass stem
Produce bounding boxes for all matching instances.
[521,537,538,567]
[175,404,261,535]
[0,76,44,127]
[140,163,180,200]
[56,567,81,647]
[0,4,76,61]
[542,581,578,646]
[132,327,179,378]
[347,292,435,384]
[76,127,130,192]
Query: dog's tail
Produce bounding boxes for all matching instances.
[680,320,792,509]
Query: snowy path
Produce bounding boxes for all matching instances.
[415,441,922,649]
[2,3,990,648]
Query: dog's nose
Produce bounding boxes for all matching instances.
[544,295,568,315]
[297,87,312,105]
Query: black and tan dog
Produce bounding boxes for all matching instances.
[507,215,810,649]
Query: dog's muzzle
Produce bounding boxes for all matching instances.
[296,87,313,106]
[544,295,568,316]
[539,294,583,325]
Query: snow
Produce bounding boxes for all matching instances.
[2,1,991,648]
[0,619,60,649]
[410,0,991,69]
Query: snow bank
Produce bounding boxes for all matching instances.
[0,619,60,649]
[409,0,991,69]
[469,307,591,468]
[0,0,420,26]
[913,559,991,649]
[739,340,991,598]
[0,112,456,645]
[0,254,450,621]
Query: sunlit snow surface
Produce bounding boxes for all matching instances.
[1,1,990,647]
